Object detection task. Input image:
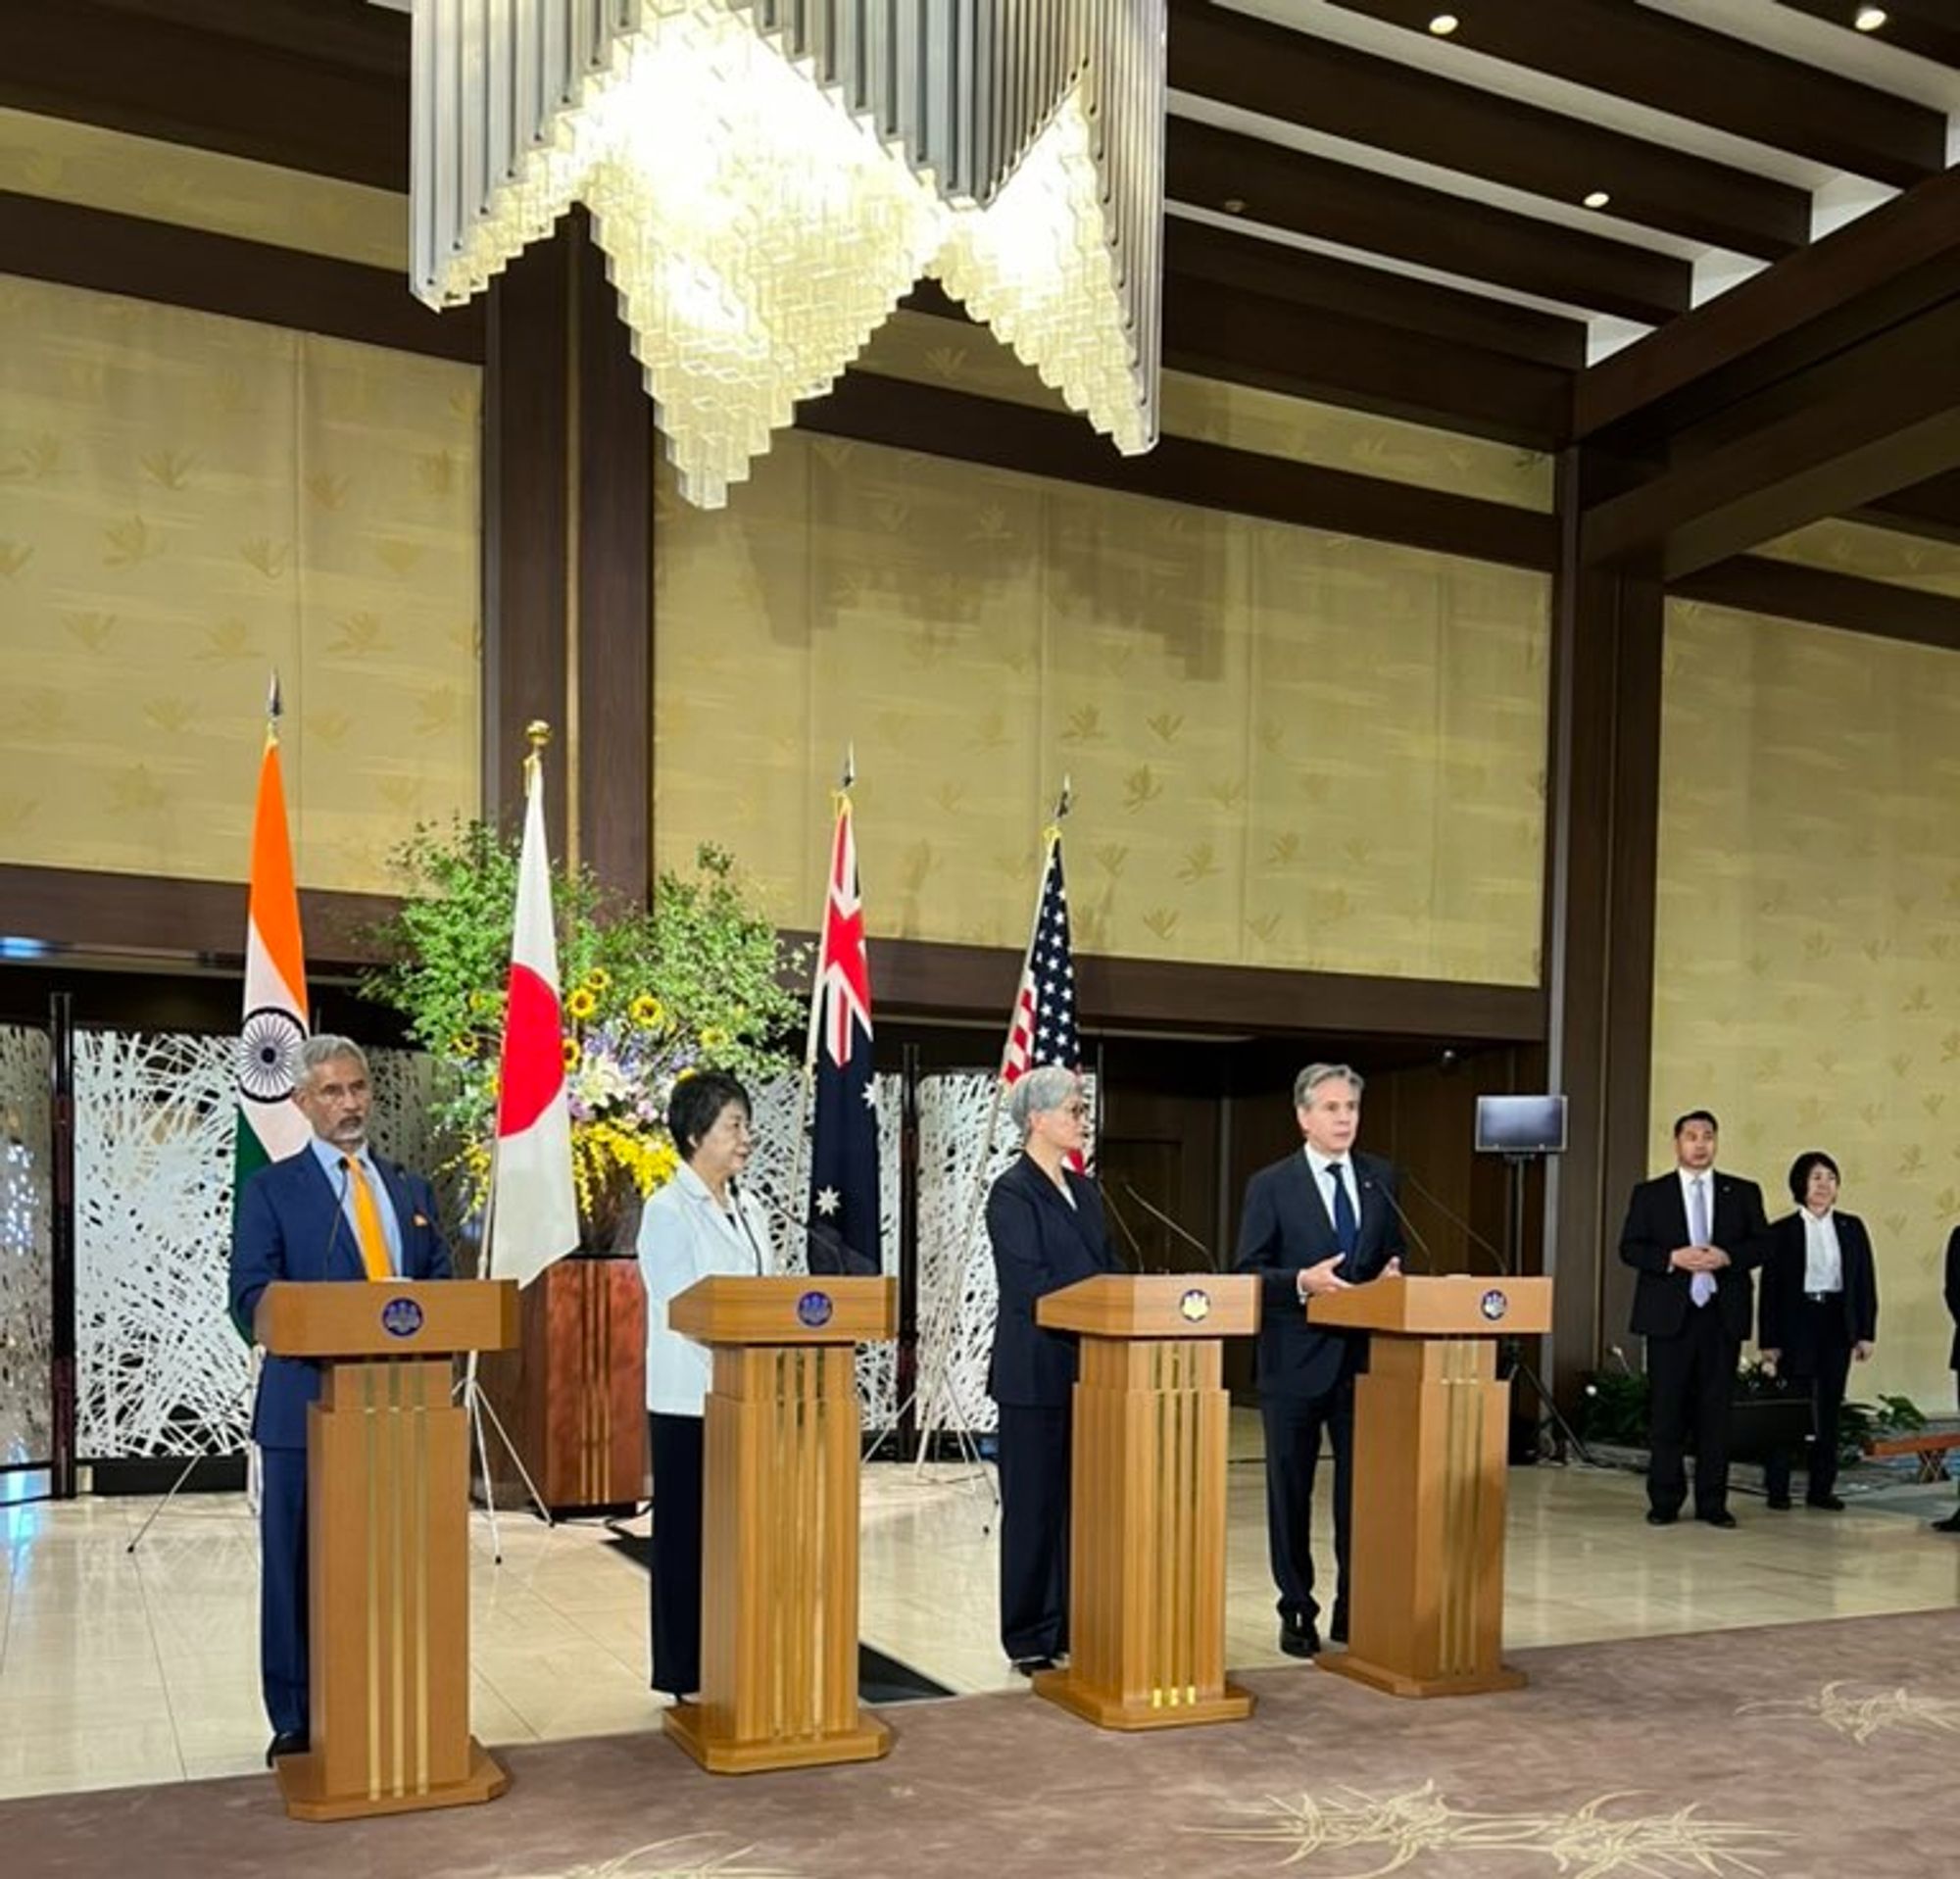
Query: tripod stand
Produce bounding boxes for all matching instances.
[1497,1153,1595,1466]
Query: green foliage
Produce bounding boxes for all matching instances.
[1580,1369,1649,1447]
[361,820,806,1211]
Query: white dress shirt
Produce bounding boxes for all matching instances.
[1802,1208,1843,1296]
[1676,1167,1716,1245]
[636,1162,771,1416]
[1303,1144,1359,1232]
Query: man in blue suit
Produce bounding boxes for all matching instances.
[1235,1063,1404,1659]
[228,1033,453,1764]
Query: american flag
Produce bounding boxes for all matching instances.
[805,794,880,1275]
[1001,835,1078,1084]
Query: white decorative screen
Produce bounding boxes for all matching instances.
[73,1031,446,1459]
[745,1072,902,1431]
[0,1026,54,1469]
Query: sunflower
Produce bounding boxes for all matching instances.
[699,1025,730,1051]
[565,985,598,1020]
[562,1036,582,1071]
[584,966,612,993]
[445,1032,478,1060]
[630,993,665,1028]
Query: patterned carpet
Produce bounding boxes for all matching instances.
[13,1609,1958,1879]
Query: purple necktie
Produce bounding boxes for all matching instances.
[1689,1178,1714,1307]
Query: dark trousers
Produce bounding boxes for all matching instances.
[1260,1381,1353,1626]
[997,1403,1072,1661]
[648,1411,706,1698]
[1764,1306,1852,1504]
[1646,1309,1740,1517]
[258,1445,310,1739]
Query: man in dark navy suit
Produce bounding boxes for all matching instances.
[1619,1109,1768,1529]
[1235,1063,1404,1659]
[228,1034,452,1763]
[985,1064,1123,1674]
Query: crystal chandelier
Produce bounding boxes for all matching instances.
[410,2,1166,508]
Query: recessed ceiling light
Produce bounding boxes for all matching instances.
[1428,12,1460,33]
[1853,6,1887,30]
[1583,189,1611,210]
[1222,197,1246,215]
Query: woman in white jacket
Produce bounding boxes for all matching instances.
[635,1069,770,1699]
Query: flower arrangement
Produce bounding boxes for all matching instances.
[365,822,804,1244]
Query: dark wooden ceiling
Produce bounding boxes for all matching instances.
[1,0,1957,574]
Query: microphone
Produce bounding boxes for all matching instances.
[738,1176,880,1277]
[1396,1167,1512,1276]
[1119,1182,1224,1273]
[1361,1173,1430,1276]
[1097,1183,1152,1275]
[321,1157,350,1278]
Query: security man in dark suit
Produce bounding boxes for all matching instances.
[984,1063,1123,1675]
[1619,1109,1768,1528]
[1935,1224,1960,1533]
[1758,1150,1877,1511]
[228,1034,452,1764]
[1235,1063,1404,1659]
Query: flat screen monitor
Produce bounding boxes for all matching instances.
[1475,1094,1568,1156]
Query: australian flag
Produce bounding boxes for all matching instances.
[806,796,881,1276]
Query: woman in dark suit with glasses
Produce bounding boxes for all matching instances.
[1758,1150,1877,1511]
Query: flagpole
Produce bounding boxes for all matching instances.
[912,778,1074,1478]
[461,721,559,1553]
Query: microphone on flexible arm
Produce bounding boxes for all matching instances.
[1120,1182,1225,1274]
[1394,1167,1514,1276]
[1358,1172,1431,1276]
[736,1175,881,1277]
[1097,1182,1152,1275]
[320,1157,351,1278]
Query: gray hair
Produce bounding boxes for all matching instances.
[297,1034,369,1088]
[1294,1062,1364,1109]
[1008,1063,1082,1135]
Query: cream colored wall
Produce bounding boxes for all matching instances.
[654,431,1550,983]
[1651,599,1960,1410]
[0,276,480,893]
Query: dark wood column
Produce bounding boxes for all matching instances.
[482,212,653,903]
[1541,448,1666,1405]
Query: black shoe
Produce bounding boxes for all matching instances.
[1806,1495,1845,1511]
[1931,1510,1960,1533]
[1644,1509,1678,1526]
[1279,1615,1320,1659]
[1010,1655,1056,1677]
[1329,1607,1349,1647]
[1698,1510,1739,1529]
[266,1732,308,1766]
[1766,1494,1791,1510]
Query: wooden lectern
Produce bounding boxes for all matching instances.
[663,1274,897,1775]
[255,1279,519,1821]
[1033,1272,1259,1731]
[1306,1273,1553,1699]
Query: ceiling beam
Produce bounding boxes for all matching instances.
[1770,0,1960,71]
[0,1,407,190]
[1166,117,1690,329]
[1574,170,1960,439]
[1168,0,1807,262]
[1671,556,1960,654]
[1582,298,1960,578]
[1324,0,1947,189]
[1853,470,1960,548]
[1165,217,1586,371]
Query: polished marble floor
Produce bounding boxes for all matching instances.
[3,1439,1957,1802]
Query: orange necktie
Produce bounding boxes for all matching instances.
[340,1155,393,1281]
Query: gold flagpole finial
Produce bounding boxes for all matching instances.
[523,719,551,789]
[266,669,282,722]
[841,742,856,791]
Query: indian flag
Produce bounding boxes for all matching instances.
[233,696,310,1210]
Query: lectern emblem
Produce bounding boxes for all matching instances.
[797,1290,834,1329]
[1179,1288,1211,1323]
[1480,1289,1508,1322]
[380,1297,424,1339]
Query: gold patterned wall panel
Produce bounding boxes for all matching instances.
[0,276,480,891]
[0,108,405,269]
[655,433,1549,984]
[858,308,1554,509]
[1651,600,1960,1409]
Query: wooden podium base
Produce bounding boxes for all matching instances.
[1318,1654,1527,1701]
[1033,1668,1253,1732]
[274,1737,509,1822]
[663,1702,892,1775]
